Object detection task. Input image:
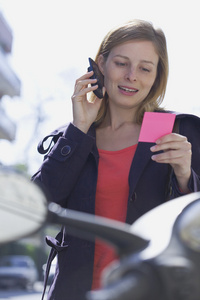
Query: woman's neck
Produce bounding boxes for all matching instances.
[99,106,138,131]
[96,110,141,151]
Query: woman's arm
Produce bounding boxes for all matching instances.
[32,123,95,207]
[150,115,200,195]
[32,70,104,206]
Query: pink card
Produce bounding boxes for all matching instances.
[138,112,176,143]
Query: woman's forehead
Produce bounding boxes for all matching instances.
[108,40,159,64]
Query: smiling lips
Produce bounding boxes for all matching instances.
[118,85,138,94]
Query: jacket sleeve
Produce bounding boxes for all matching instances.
[32,123,96,207]
[170,169,200,199]
[169,115,200,198]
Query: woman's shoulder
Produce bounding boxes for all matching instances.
[168,111,200,145]
[158,109,200,123]
[155,110,200,138]
[172,111,200,129]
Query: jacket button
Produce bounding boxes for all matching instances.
[61,145,71,156]
[130,192,137,202]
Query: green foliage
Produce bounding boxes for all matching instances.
[14,163,29,174]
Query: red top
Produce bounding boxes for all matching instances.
[91,144,137,290]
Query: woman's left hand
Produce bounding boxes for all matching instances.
[150,133,192,193]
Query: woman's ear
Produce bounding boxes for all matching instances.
[97,55,105,75]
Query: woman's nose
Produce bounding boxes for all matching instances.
[125,67,137,81]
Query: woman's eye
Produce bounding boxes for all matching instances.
[141,67,150,72]
[115,61,127,67]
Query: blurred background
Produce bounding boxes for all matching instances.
[0,0,199,294]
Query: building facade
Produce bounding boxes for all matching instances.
[0,12,21,141]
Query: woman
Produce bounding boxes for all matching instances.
[32,19,200,300]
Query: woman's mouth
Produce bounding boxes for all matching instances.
[118,85,139,94]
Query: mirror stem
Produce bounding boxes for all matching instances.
[47,202,149,257]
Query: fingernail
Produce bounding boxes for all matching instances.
[156,139,161,144]
[150,146,156,151]
[151,155,156,161]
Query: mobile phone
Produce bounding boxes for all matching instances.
[88,57,104,98]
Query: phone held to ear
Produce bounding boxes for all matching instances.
[88,58,104,99]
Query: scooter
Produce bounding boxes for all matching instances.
[0,166,200,300]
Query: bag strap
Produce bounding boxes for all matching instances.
[41,231,63,300]
[41,246,57,300]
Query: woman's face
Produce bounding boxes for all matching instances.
[99,40,159,111]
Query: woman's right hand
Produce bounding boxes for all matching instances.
[71,71,104,133]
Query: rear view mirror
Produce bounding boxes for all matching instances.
[0,167,48,244]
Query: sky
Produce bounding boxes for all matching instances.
[0,0,199,173]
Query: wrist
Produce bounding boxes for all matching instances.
[72,121,90,134]
[175,170,191,194]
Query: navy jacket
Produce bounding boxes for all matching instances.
[32,112,200,300]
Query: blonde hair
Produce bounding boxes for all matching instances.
[90,19,169,125]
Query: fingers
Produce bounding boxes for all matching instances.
[151,148,191,164]
[74,71,97,92]
[150,133,192,176]
[72,85,98,103]
[72,71,106,105]
[150,133,191,156]
[71,71,105,133]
